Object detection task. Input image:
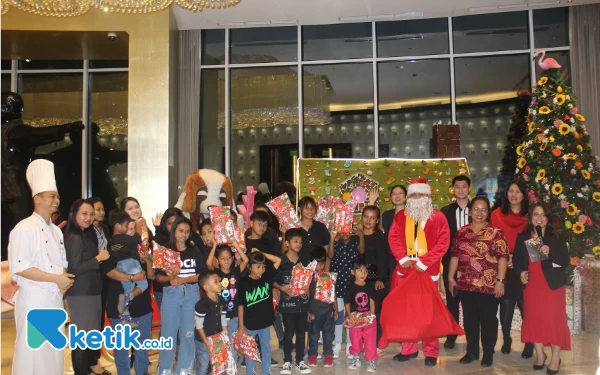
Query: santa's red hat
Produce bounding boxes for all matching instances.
[407,178,431,196]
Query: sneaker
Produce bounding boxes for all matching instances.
[295,361,311,374]
[317,354,322,360]
[377,348,385,358]
[346,353,355,360]
[323,355,333,368]
[280,362,292,375]
[240,358,246,368]
[367,361,377,373]
[348,357,361,370]
[271,358,279,367]
[308,355,317,367]
[333,343,341,359]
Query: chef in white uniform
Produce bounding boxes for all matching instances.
[8,159,75,375]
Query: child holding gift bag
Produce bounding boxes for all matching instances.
[238,250,282,375]
[307,247,337,368]
[274,228,312,375]
[195,271,230,375]
[297,197,331,263]
[345,259,377,372]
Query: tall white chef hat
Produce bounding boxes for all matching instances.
[26,159,58,196]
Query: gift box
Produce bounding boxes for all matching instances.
[289,260,317,297]
[210,206,236,245]
[333,204,353,233]
[343,312,375,328]
[151,242,181,273]
[207,332,237,375]
[137,218,150,257]
[233,331,260,362]
[233,226,247,253]
[314,205,335,231]
[266,193,301,230]
[314,272,337,304]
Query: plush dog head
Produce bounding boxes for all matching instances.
[177,169,234,232]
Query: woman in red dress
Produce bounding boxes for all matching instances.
[513,203,570,374]
[490,180,534,357]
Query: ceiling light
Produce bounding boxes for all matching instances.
[468,6,498,11]
[270,19,297,24]
[394,11,424,18]
[339,15,369,21]
[498,4,527,8]
[528,0,560,6]
[245,21,271,25]
[369,14,394,20]
[218,21,245,26]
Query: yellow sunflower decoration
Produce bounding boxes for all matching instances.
[516,144,524,156]
[575,114,585,122]
[593,246,600,256]
[593,192,600,202]
[549,135,556,142]
[539,106,551,114]
[552,183,563,195]
[565,153,577,160]
[540,142,548,151]
[538,77,548,85]
[559,124,571,135]
[536,169,546,180]
[572,222,585,234]
[582,170,591,179]
[528,122,535,133]
[518,158,527,168]
[566,204,577,216]
[555,94,566,106]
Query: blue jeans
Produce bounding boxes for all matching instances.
[194,340,210,375]
[227,317,239,363]
[308,308,335,356]
[109,312,151,375]
[117,258,148,294]
[245,326,271,375]
[158,284,201,375]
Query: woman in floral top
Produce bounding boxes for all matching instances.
[448,196,508,368]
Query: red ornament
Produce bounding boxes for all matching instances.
[525,166,530,173]
[564,114,571,121]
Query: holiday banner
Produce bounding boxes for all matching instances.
[295,158,471,212]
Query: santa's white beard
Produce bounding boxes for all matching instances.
[405,196,433,222]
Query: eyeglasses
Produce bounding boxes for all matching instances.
[472,207,488,213]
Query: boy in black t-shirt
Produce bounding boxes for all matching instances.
[307,247,337,368]
[275,228,312,375]
[238,250,282,375]
[195,271,228,375]
[344,259,377,372]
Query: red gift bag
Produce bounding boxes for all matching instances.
[207,332,237,375]
[233,331,260,361]
[289,261,317,297]
[378,269,464,347]
[333,204,353,233]
[266,193,301,230]
[151,242,181,273]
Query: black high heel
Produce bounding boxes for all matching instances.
[546,359,561,375]
[533,353,547,371]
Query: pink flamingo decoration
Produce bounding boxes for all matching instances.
[533,49,562,70]
[237,186,257,229]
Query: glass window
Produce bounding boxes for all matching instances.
[378,59,451,158]
[303,23,372,61]
[230,27,297,64]
[1,60,11,70]
[377,18,449,57]
[303,63,374,160]
[89,60,128,69]
[199,69,225,172]
[453,12,529,53]
[230,66,298,196]
[455,54,530,197]
[534,50,571,86]
[533,7,569,48]
[89,72,128,212]
[2,74,11,91]
[202,29,225,65]
[19,73,83,219]
[18,60,84,70]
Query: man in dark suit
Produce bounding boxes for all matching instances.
[440,175,471,349]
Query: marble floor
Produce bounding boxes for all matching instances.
[2,312,599,375]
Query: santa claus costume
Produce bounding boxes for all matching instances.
[381,178,462,367]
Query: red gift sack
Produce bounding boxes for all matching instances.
[151,242,181,273]
[378,269,464,347]
[233,331,260,361]
[207,332,237,375]
[289,261,317,297]
[333,204,353,233]
[343,312,376,329]
[210,206,236,245]
[266,193,301,230]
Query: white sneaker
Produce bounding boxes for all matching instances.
[367,361,377,373]
[281,362,292,375]
[295,361,311,374]
[348,357,361,370]
[333,343,341,359]
[317,353,322,360]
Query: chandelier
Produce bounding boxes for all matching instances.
[1,0,240,16]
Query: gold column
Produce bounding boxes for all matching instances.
[1,8,176,217]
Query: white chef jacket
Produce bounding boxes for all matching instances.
[8,212,68,375]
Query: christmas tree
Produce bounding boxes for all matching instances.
[515,61,600,264]
[493,90,531,210]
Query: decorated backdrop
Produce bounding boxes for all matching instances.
[295,158,471,212]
